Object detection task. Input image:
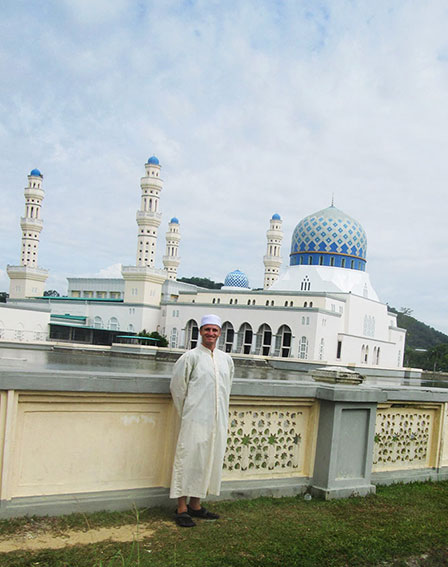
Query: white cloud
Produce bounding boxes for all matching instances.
[1,1,448,332]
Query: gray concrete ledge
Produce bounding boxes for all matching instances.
[372,467,448,486]
[0,487,170,519]
[310,483,376,500]
[0,478,309,518]
[215,477,309,501]
[0,370,448,403]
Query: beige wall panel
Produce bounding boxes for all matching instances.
[10,394,172,498]
[440,403,448,468]
[373,403,442,472]
[223,397,319,481]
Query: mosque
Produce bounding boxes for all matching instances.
[2,156,406,371]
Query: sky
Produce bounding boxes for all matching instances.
[1,1,448,332]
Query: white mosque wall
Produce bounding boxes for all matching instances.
[161,288,404,368]
[0,304,50,343]
[67,278,124,300]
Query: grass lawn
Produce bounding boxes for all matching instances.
[0,481,447,566]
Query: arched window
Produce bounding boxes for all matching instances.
[256,323,272,356]
[15,322,24,342]
[309,301,313,308]
[301,276,311,291]
[237,323,253,354]
[185,319,199,349]
[219,321,234,353]
[128,323,135,332]
[170,327,178,348]
[94,316,103,329]
[298,336,308,359]
[275,325,292,358]
[108,317,119,331]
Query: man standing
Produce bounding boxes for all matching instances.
[170,314,234,527]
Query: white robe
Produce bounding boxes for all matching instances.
[169,343,234,499]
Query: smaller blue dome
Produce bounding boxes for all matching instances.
[30,168,42,177]
[147,155,160,165]
[170,217,179,224]
[272,213,281,220]
[224,269,250,289]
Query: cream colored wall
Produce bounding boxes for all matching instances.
[373,402,444,472]
[223,397,319,481]
[0,392,177,500]
[0,391,319,503]
[1,389,447,505]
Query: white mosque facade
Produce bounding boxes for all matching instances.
[3,156,406,371]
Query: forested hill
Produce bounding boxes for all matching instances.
[389,307,448,349]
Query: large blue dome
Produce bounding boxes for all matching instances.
[170,217,179,224]
[290,205,367,271]
[272,213,281,220]
[147,155,160,165]
[30,168,42,177]
[224,269,250,288]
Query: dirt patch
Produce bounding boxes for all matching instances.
[0,523,155,553]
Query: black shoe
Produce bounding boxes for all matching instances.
[187,505,219,520]
[174,510,196,527]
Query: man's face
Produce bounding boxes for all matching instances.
[200,324,221,350]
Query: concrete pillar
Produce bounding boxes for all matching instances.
[311,385,387,499]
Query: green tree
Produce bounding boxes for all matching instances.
[137,329,168,347]
[44,290,61,297]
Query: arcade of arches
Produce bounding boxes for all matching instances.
[182,320,293,358]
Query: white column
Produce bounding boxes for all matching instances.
[263,214,283,290]
[136,156,163,268]
[7,169,48,298]
[20,169,45,268]
[163,217,181,280]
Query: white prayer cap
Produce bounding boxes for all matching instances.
[200,314,222,328]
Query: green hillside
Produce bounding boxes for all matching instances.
[389,307,448,349]
[389,307,448,371]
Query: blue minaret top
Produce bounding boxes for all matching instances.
[147,156,160,165]
[170,217,179,224]
[271,213,281,220]
[30,168,43,177]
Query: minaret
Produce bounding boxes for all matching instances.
[263,213,283,289]
[7,169,48,298]
[163,217,181,280]
[122,155,167,307]
[136,156,162,267]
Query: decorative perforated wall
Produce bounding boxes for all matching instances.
[373,404,440,471]
[223,401,317,480]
